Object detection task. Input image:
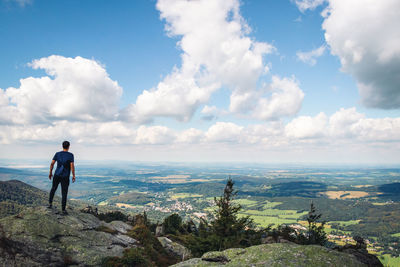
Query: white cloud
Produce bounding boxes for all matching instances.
[3,55,122,124]
[328,108,400,142]
[205,122,243,143]
[134,125,175,145]
[328,107,364,137]
[176,128,204,144]
[123,0,296,124]
[285,112,327,139]
[201,105,222,121]
[1,107,400,158]
[294,0,326,12]
[321,0,400,109]
[296,45,326,66]
[251,76,305,120]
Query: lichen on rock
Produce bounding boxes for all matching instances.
[172,243,368,267]
[0,206,137,266]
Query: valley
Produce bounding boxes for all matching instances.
[1,162,400,265]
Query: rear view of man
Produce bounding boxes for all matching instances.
[48,141,75,215]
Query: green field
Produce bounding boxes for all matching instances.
[170,193,203,199]
[329,220,360,226]
[239,206,308,227]
[391,233,400,237]
[380,254,400,267]
[233,198,258,206]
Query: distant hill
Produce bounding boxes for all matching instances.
[0,180,54,218]
[378,183,400,201]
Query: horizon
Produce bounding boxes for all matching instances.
[1,0,400,164]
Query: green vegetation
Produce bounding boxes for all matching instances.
[171,193,203,199]
[97,211,129,223]
[101,213,178,267]
[0,180,55,218]
[108,191,153,205]
[379,254,400,267]
[304,202,327,245]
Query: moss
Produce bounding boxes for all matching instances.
[173,243,367,267]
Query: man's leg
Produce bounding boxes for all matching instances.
[49,175,61,206]
[60,177,70,212]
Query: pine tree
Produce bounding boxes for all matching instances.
[211,177,254,250]
[305,202,327,245]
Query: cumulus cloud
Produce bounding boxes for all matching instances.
[285,112,327,139]
[205,122,244,143]
[2,55,122,124]
[123,0,301,123]
[1,107,400,150]
[134,125,175,145]
[296,45,326,66]
[251,76,304,120]
[293,0,326,12]
[321,0,400,109]
[328,108,400,142]
[201,105,221,121]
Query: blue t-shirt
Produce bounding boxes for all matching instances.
[53,151,74,178]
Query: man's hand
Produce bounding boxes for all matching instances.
[72,176,76,183]
[49,160,55,180]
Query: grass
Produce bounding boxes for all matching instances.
[329,220,360,226]
[233,199,258,206]
[170,193,203,199]
[391,233,400,237]
[379,254,400,267]
[239,207,308,227]
[238,213,296,227]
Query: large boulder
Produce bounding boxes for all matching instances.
[172,243,368,267]
[158,236,192,261]
[0,206,137,266]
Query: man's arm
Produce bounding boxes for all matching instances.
[49,160,55,180]
[71,162,75,183]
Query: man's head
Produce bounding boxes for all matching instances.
[62,141,70,150]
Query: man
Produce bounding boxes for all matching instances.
[48,141,75,215]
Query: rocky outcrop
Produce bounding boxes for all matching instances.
[172,243,368,267]
[0,206,137,266]
[157,236,192,261]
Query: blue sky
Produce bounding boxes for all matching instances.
[1,0,400,164]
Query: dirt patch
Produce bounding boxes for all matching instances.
[322,191,369,199]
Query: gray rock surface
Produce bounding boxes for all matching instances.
[172,243,368,267]
[0,206,137,266]
[158,236,192,261]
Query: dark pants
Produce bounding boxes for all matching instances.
[49,175,70,211]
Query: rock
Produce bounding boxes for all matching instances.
[157,236,192,260]
[0,206,138,266]
[155,224,165,236]
[108,220,132,234]
[202,254,230,263]
[172,243,369,267]
[261,236,275,244]
[334,244,383,267]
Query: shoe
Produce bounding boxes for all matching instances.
[62,210,68,215]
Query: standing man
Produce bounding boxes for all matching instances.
[48,141,75,215]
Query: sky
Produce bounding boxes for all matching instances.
[0,0,400,164]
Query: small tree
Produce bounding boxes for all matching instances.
[305,202,327,245]
[211,177,254,250]
[163,213,183,235]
